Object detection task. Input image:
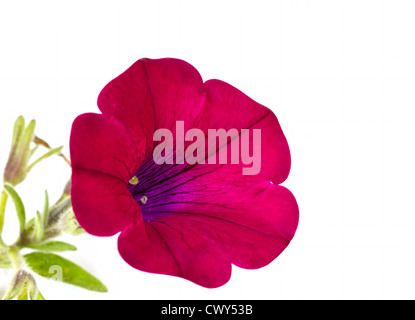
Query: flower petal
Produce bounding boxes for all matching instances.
[70,113,143,236]
[71,169,140,236]
[118,220,231,288]
[97,60,155,157]
[142,58,206,130]
[119,162,298,287]
[97,58,206,158]
[199,79,291,184]
[70,112,143,182]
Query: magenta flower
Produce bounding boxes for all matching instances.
[70,58,299,288]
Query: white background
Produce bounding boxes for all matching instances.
[0,0,414,300]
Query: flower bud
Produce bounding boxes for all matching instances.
[3,116,36,186]
[2,269,43,300]
[3,116,65,187]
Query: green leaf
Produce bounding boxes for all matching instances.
[24,252,107,292]
[25,241,77,252]
[27,146,63,171]
[3,184,25,233]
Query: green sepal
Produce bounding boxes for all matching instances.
[34,210,44,241]
[2,269,42,300]
[24,252,108,292]
[27,146,63,172]
[43,190,49,224]
[46,195,72,227]
[29,144,39,158]
[21,120,36,154]
[35,290,45,300]
[63,210,85,235]
[10,116,25,148]
[17,281,29,300]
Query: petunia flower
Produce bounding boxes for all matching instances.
[70,58,299,288]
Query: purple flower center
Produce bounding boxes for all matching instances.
[128,154,196,222]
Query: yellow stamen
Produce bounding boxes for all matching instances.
[129,176,139,185]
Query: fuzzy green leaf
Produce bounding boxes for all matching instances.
[3,184,25,233]
[25,241,77,252]
[24,252,107,292]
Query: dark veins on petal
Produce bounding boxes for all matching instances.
[127,152,221,221]
[127,110,274,222]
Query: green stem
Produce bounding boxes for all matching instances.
[0,190,9,248]
[8,245,23,269]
